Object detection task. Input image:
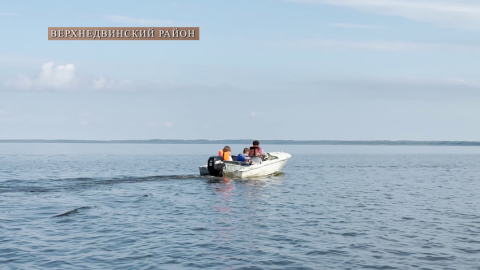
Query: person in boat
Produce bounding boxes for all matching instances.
[218,146,233,161]
[237,148,250,162]
[249,140,265,164]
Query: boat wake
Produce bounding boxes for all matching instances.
[52,206,96,218]
[0,174,205,194]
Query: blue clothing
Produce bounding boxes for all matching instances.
[237,154,247,162]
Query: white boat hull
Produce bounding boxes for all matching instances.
[199,152,291,179]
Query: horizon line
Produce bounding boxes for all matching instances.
[1,139,480,146]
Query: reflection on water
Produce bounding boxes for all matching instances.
[210,176,287,246]
[212,177,235,242]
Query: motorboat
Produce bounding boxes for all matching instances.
[199,152,291,178]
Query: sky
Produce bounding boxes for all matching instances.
[1,0,480,140]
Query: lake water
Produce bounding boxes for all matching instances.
[1,144,480,269]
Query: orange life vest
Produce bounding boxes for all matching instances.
[218,150,231,161]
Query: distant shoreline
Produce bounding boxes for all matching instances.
[1,139,480,146]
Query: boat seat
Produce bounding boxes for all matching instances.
[250,157,262,164]
[224,161,250,166]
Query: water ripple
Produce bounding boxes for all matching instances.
[1,152,480,269]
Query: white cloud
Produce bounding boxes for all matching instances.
[79,112,93,117]
[79,121,89,126]
[328,23,384,29]
[280,39,480,52]
[10,74,34,89]
[250,111,263,117]
[91,76,140,91]
[285,0,480,30]
[0,110,8,115]
[37,62,76,90]
[163,122,173,127]
[147,122,157,127]
[4,62,176,92]
[105,15,173,26]
[309,76,480,91]
[92,76,115,90]
[7,62,76,90]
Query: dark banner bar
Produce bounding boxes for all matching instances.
[48,27,200,40]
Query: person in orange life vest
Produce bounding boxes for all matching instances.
[249,140,265,164]
[218,146,233,161]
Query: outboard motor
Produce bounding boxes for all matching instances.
[207,156,225,177]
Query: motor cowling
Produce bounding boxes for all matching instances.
[208,156,225,176]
